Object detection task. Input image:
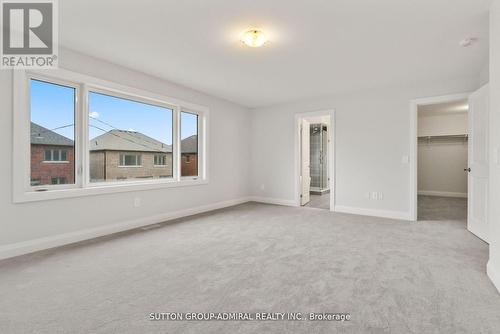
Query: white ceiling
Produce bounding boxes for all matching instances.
[418,99,469,117]
[60,0,491,108]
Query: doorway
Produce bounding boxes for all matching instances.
[295,110,335,210]
[410,86,489,243]
[417,99,469,223]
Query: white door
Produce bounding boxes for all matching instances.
[301,119,311,205]
[468,84,489,243]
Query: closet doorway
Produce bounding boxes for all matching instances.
[295,110,335,211]
[410,87,489,243]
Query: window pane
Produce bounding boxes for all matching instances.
[154,154,166,166]
[51,177,66,185]
[124,154,138,166]
[30,79,75,186]
[89,92,173,182]
[181,112,198,177]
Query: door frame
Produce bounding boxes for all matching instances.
[409,92,472,221]
[294,109,336,211]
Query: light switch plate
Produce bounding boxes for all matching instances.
[401,155,409,164]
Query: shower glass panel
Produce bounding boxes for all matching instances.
[310,124,329,193]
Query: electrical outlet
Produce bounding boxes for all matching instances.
[260,184,265,191]
[134,197,141,207]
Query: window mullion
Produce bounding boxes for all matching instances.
[197,113,205,179]
[173,107,180,181]
[80,84,89,188]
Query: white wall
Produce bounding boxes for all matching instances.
[480,61,490,86]
[417,112,468,197]
[250,77,480,219]
[0,49,251,256]
[418,113,468,137]
[488,0,500,293]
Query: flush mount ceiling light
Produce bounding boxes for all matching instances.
[241,29,267,47]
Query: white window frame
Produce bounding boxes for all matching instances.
[180,110,203,180]
[13,68,209,203]
[24,74,81,192]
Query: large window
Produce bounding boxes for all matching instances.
[15,70,207,202]
[88,91,173,182]
[181,112,199,177]
[30,79,75,186]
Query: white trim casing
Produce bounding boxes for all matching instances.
[13,68,209,203]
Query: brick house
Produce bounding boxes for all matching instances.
[30,122,75,186]
[180,135,198,176]
[89,130,172,182]
[89,130,199,181]
[89,130,200,181]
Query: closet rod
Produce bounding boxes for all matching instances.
[418,134,468,140]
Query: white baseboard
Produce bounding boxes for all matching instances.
[487,261,500,293]
[249,197,410,220]
[0,197,251,261]
[249,196,297,207]
[418,190,467,198]
[334,205,411,221]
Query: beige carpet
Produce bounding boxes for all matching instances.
[0,199,499,333]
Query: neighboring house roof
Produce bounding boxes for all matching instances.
[31,122,74,146]
[90,130,172,153]
[89,130,198,154]
[181,135,198,154]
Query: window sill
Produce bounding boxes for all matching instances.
[13,178,208,203]
[42,161,70,164]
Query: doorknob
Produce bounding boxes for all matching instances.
[464,168,471,172]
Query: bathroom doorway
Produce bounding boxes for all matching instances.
[295,110,335,210]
